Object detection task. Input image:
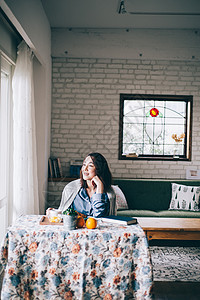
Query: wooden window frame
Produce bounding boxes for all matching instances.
[119,94,193,161]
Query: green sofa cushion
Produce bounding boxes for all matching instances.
[117,209,200,218]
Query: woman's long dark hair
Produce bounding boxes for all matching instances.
[80,152,112,192]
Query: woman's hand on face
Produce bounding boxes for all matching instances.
[91,175,104,194]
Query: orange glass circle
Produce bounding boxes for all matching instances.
[150,108,159,117]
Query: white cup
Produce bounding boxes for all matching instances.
[48,209,62,218]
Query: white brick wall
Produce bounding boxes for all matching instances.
[48,57,200,208]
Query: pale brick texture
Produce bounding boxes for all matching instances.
[47,58,200,209]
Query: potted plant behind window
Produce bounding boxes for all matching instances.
[172,133,185,159]
[62,208,78,230]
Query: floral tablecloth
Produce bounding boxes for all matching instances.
[0,215,153,299]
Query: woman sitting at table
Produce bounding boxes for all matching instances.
[48,152,116,217]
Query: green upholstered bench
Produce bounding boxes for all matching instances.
[113,179,200,218]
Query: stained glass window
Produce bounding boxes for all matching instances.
[119,94,192,160]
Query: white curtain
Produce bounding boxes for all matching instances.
[12,41,39,222]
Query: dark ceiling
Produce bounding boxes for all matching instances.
[41,0,200,29]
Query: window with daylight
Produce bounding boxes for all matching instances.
[119,94,192,161]
[0,8,21,241]
[0,54,13,243]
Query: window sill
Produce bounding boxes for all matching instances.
[119,155,190,161]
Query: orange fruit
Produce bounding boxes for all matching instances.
[86,217,97,229]
[76,216,85,228]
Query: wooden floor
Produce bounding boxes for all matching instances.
[0,270,3,299]
[152,281,200,300]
